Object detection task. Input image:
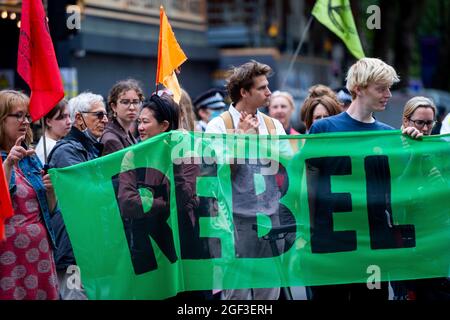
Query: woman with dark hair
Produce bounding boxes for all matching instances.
[300,95,342,132]
[35,99,71,164]
[114,94,180,274]
[137,94,179,140]
[101,79,144,155]
[119,94,207,298]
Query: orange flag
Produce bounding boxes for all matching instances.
[0,157,14,241]
[155,6,187,104]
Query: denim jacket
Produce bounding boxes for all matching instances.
[1,150,58,249]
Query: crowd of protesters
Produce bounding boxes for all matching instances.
[1,56,449,301]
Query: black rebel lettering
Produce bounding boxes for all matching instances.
[174,158,221,259]
[365,155,415,249]
[231,160,296,258]
[305,157,356,253]
[112,167,177,274]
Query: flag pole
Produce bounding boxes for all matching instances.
[40,118,48,164]
[281,15,314,90]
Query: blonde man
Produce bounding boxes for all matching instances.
[308,58,423,301]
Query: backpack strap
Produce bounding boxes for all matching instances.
[221,110,277,135]
[261,113,276,135]
[220,111,234,132]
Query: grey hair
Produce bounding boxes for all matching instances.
[68,92,105,122]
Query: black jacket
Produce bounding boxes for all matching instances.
[47,127,103,269]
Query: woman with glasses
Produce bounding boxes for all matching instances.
[402,96,436,135]
[100,79,144,156]
[35,99,71,164]
[46,92,108,300]
[392,96,450,300]
[0,90,59,300]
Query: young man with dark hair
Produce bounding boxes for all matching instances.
[206,60,286,300]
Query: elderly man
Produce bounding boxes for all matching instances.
[47,92,108,300]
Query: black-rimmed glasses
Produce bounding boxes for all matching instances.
[119,99,142,108]
[81,111,108,120]
[7,113,32,123]
[408,119,435,128]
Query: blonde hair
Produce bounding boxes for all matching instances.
[179,88,196,131]
[269,90,295,110]
[401,96,436,129]
[346,58,400,99]
[0,90,33,150]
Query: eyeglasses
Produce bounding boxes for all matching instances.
[7,113,32,123]
[408,119,435,128]
[119,99,142,108]
[81,111,108,120]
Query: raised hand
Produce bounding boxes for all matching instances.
[4,136,35,168]
[237,111,259,134]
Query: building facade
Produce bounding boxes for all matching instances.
[1,0,219,99]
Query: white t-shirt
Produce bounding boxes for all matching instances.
[440,113,450,134]
[205,104,286,135]
[35,135,57,164]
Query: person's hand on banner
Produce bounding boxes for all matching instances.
[402,126,423,139]
[41,172,54,193]
[41,170,57,213]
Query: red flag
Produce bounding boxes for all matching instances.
[0,157,14,241]
[17,0,64,122]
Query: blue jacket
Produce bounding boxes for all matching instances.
[1,150,58,249]
[47,127,103,269]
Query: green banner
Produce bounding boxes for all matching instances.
[49,131,450,299]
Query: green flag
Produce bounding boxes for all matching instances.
[49,131,450,299]
[312,0,365,59]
